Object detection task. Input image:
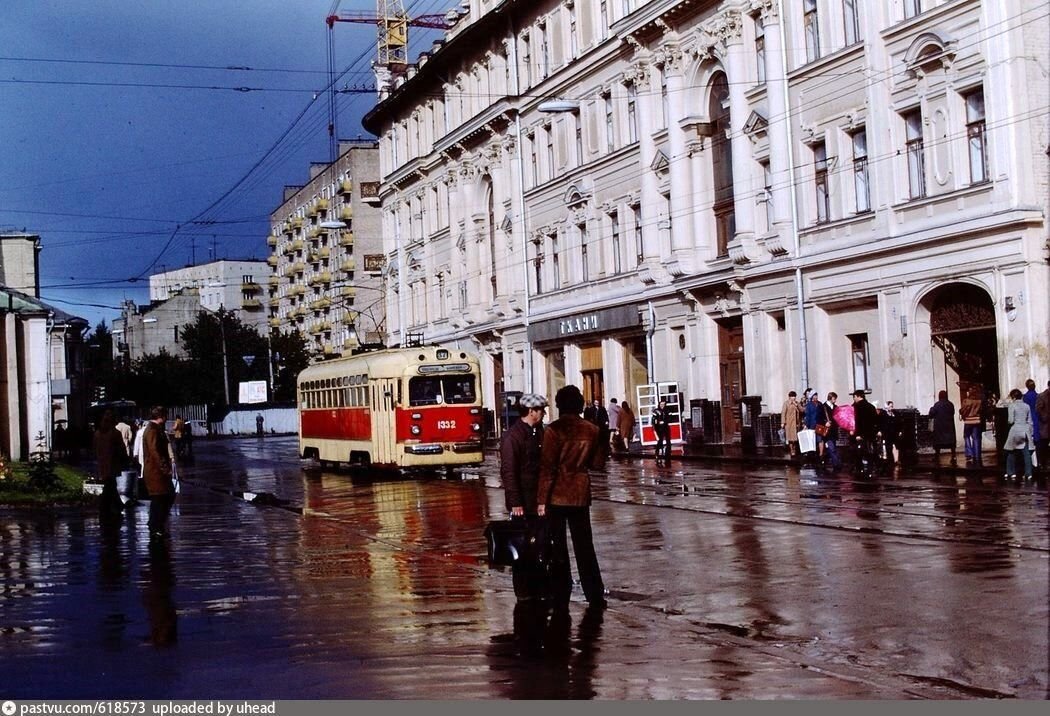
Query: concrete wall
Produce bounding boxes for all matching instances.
[212,407,297,436]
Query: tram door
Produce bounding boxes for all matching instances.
[372,378,398,465]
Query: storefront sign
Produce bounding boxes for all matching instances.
[528,305,642,343]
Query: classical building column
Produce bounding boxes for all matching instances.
[664,46,696,269]
[724,15,758,261]
[761,3,791,232]
[631,57,660,264]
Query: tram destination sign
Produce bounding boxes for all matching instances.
[528,305,642,343]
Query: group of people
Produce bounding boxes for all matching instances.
[781,389,904,472]
[780,379,1050,479]
[500,385,608,609]
[583,397,637,456]
[93,406,179,540]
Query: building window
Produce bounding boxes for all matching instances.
[575,114,584,166]
[755,18,766,84]
[849,333,870,391]
[437,273,447,318]
[546,128,555,181]
[904,108,926,199]
[626,83,638,143]
[814,141,830,224]
[173,326,180,343]
[761,160,773,232]
[965,89,987,184]
[804,0,821,63]
[632,204,643,262]
[529,135,539,187]
[851,128,870,213]
[551,234,561,290]
[533,242,544,294]
[522,34,531,88]
[660,71,669,128]
[569,6,578,58]
[903,0,922,20]
[600,1,609,40]
[579,223,589,283]
[539,24,550,78]
[843,0,860,46]
[604,94,615,153]
[610,210,622,274]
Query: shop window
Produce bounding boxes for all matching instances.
[849,333,870,391]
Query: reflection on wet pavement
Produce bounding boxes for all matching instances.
[0,436,1045,699]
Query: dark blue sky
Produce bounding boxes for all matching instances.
[1,0,446,330]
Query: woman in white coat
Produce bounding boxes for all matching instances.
[1004,388,1034,479]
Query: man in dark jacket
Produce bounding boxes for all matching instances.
[500,393,547,599]
[538,385,606,607]
[651,400,672,463]
[142,406,177,540]
[928,390,957,466]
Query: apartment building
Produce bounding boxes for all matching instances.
[362,0,1049,440]
[268,141,384,359]
[149,260,271,333]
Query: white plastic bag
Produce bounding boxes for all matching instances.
[172,464,181,494]
[797,429,817,454]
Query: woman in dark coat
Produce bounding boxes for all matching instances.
[93,410,127,522]
[928,390,958,465]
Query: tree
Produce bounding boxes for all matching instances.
[180,309,270,405]
[270,329,311,401]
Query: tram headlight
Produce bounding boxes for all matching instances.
[411,425,422,436]
[471,422,481,432]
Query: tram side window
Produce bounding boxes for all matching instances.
[408,376,477,406]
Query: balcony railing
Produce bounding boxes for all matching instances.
[267,235,278,247]
[338,179,352,194]
[339,205,353,221]
[308,272,332,286]
[338,232,354,247]
[339,258,356,273]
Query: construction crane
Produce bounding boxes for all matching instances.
[325,0,449,159]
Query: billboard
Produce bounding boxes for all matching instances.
[238,380,268,404]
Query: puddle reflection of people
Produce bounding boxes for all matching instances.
[142,540,177,646]
[510,603,605,698]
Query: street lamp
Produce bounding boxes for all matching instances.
[319,220,347,230]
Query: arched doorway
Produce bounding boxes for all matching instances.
[924,283,999,397]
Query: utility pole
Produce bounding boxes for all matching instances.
[219,308,231,405]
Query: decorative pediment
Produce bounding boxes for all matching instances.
[904,31,958,76]
[500,214,513,233]
[564,184,590,209]
[742,111,768,142]
[650,149,671,174]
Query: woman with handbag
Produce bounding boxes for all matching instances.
[1003,388,1034,480]
[820,393,841,470]
[804,393,825,463]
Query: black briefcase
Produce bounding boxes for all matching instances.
[484,516,551,567]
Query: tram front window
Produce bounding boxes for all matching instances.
[409,376,477,406]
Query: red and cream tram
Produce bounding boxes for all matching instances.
[297,345,484,470]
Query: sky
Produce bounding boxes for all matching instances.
[0,0,451,331]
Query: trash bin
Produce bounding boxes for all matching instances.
[738,395,763,452]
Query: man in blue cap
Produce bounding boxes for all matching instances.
[500,392,548,599]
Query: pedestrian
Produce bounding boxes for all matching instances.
[1003,388,1034,480]
[589,400,610,462]
[879,401,901,465]
[651,399,671,463]
[821,392,841,470]
[615,400,636,454]
[132,418,146,470]
[804,392,825,462]
[142,406,177,541]
[959,386,984,463]
[93,410,127,524]
[990,391,1009,460]
[1023,379,1041,472]
[172,416,187,460]
[607,398,622,451]
[500,393,548,600]
[537,384,607,608]
[851,390,878,466]
[114,416,133,458]
[256,414,265,436]
[780,391,803,457]
[1036,380,1050,473]
[928,390,958,466]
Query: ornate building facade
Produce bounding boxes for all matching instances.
[363,0,1048,440]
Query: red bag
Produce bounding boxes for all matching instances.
[815,424,829,437]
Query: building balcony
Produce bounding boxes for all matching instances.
[267,255,279,267]
[307,198,329,216]
[290,217,303,229]
[286,262,305,277]
[341,286,356,298]
[339,205,353,221]
[338,179,352,194]
[338,232,354,247]
[267,235,278,247]
[308,272,332,286]
[290,239,305,252]
[288,284,306,296]
[241,297,262,309]
[269,318,282,328]
[339,258,356,273]
[268,275,280,286]
[310,297,332,311]
[241,282,261,292]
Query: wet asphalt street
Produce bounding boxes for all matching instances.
[1,435,1047,699]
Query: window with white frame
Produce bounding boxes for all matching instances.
[551,234,561,290]
[761,160,773,232]
[903,0,922,20]
[579,223,590,283]
[605,93,615,152]
[546,127,555,182]
[843,0,860,46]
[539,23,550,79]
[904,108,926,199]
[632,204,643,262]
[965,88,987,184]
[610,210,622,274]
[804,0,821,63]
[569,5,578,59]
[660,71,669,128]
[755,17,766,84]
[627,83,638,143]
[522,34,532,88]
[600,1,609,40]
[529,133,539,187]
[849,333,870,391]
[575,114,584,166]
[852,128,871,212]
[533,240,544,294]
[459,280,468,310]
[814,141,830,224]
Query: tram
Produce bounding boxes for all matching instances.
[296,345,484,471]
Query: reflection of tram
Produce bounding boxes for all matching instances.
[296,346,484,471]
